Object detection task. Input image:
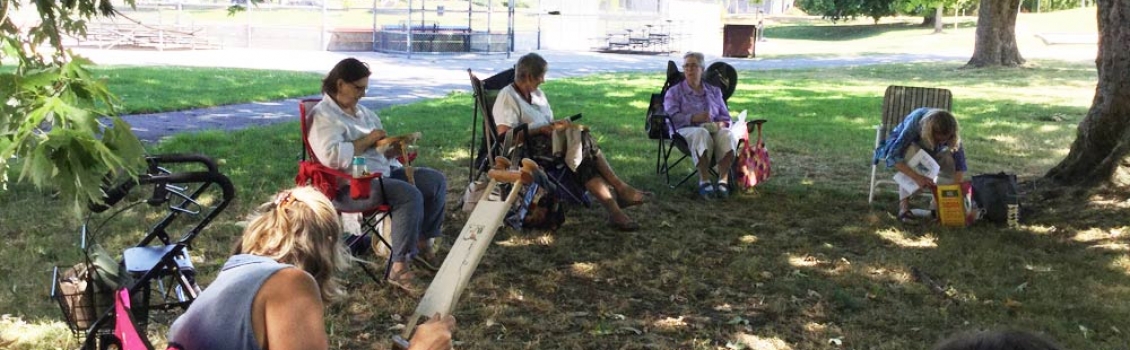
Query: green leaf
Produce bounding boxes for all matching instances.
[23,67,62,88]
[102,116,144,172]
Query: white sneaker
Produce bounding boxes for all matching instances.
[910,209,933,218]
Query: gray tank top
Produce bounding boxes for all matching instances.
[167,254,292,350]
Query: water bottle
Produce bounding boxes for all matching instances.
[351,156,367,178]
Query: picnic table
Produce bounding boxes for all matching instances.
[604,25,670,53]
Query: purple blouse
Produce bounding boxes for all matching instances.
[662,80,731,130]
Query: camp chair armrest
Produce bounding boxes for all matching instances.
[513,122,530,135]
[648,112,675,139]
[297,160,384,199]
[303,161,385,180]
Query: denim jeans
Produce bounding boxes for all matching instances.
[334,166,447,262]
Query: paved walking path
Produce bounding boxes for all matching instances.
[72,47,1034,142]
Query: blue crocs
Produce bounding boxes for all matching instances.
[716,182,731,199]
[697,182,715,200]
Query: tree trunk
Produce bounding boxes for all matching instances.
[966,0,1025,67]
[921,13,936,26]
[934,6,944,33]
[1045,0,1130,187]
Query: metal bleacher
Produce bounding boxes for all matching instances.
[74,22,221,51]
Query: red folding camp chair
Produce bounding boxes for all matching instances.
[295,98,399,282]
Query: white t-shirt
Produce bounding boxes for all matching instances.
[493,84,554,130]
[307,94,401,176]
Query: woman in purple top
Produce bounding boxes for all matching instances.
[663,52,737,199]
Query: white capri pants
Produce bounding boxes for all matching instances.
[677,126,737,166]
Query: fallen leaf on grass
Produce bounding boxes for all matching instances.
[727,315,748,325]
[619,326,643,335]
[1024,264,1054,272]
[1014,282,1029,292]
[1004,298,1023,310]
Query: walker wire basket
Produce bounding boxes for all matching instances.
[51,263,116,337]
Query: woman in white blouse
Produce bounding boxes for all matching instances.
[493,53,649,232]
[307,58,446,292]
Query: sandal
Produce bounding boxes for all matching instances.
[697,183,715,201]
[387,268,425,295]
[412,239,440,271]
[413,254,440,272]
[609,218,640,232]
[898,210,918,224]
[616,192,651,209]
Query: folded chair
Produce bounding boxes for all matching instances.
[647,60,739,188]
[867,85,953,204]
[295,99,396,283]
[467,69,591,207]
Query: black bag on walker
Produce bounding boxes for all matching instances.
[971,172,1021,226]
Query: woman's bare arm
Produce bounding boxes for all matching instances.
[256,268,329,350]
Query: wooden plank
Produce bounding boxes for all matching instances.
[396,159,538,347]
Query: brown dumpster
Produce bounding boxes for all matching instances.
[722,24,757,58]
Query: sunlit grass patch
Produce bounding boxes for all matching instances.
[91,66,323,114]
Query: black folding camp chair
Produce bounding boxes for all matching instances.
[646,60,739,188]
[467,68,591,208]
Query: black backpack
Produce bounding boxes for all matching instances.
[971,172,1021,226]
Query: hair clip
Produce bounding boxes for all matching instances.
[274,191,296,208]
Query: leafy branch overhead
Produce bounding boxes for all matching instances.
[0,0,145,212]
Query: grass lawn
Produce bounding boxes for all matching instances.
[0,65,323,114]
[757,8,1098,60]
[3,59,1127,350]
[93,66,323,114]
